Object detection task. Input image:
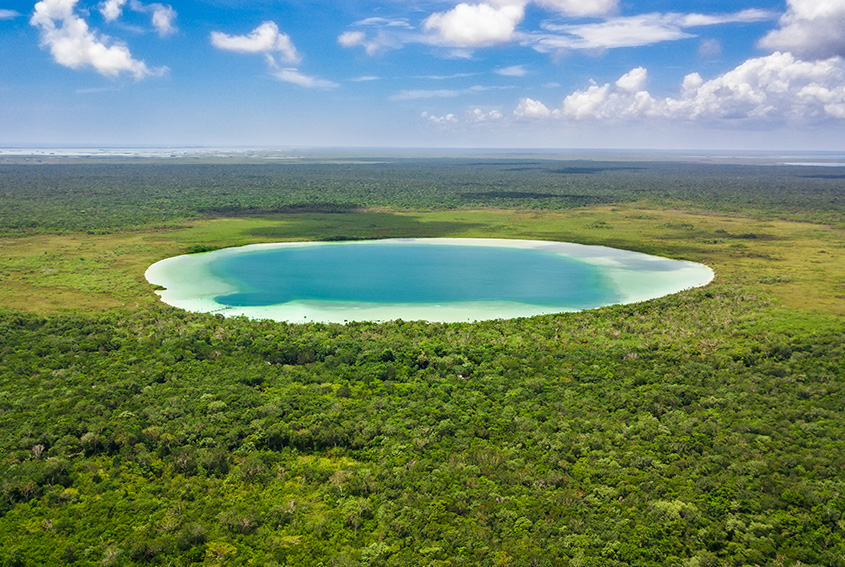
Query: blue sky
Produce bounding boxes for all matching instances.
[2,0,845,149]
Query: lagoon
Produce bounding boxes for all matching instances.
[145,238,714,323]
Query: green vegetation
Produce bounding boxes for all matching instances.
[1,160,844,236]
[0,157,843,566]
[2,207,842,314]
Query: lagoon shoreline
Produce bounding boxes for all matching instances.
[145,238,714,323]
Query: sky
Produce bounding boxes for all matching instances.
[2,0,845,149]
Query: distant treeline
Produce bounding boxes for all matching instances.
[1,160,843,234]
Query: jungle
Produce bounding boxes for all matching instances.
[0,154,843,566]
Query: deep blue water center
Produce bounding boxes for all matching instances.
[211,243,621,308]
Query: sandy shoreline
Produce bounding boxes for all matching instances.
[145,238,714,323]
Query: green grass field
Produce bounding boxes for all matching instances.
[2,205,842,315]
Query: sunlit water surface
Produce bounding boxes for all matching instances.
[145,238,714,323]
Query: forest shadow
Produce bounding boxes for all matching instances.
[796,174,845,179]
[199,202,361,216]
[549,166,646,174]
[460,191,614,204]
[248,212,485,241]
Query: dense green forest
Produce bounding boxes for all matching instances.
[1,157,843,566]
[1,159,844,236]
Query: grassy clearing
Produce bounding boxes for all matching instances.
[1,205,842,315]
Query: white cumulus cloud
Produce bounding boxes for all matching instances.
[211,21,300,63]
[422,111,458,124]
[666,52,845,120]
[422,108,504,124]
[148,3,176,37]
[469,107,504,121]
[759,0,845,59]
[559,53,845,122]
[615,66,647,92]
[99,0,125,21]
[338,30,366,48]
[514,97,552,118]
[423,2,526,47]
[31,0,164,79]
[562,83,614,119]
[99,0,176,37]
[212,22,336,89]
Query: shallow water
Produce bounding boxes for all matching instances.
[213,243,618,309]
[145,238,714,323]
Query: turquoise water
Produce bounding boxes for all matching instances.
[211,242,621,309]
[145,238,715,322]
